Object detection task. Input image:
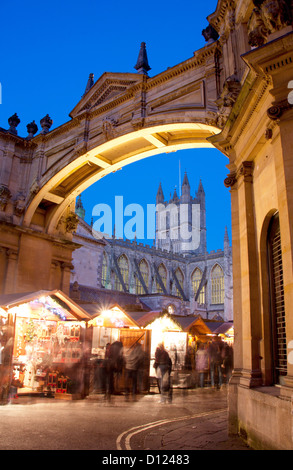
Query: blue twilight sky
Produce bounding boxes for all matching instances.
[0,0,231,251]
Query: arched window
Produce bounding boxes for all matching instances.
[192,268,205,304]
[156,263,167,293]
[101,252,108,287]
[175,268,184,298]
[211,264,224,304]
[267,213,287,383]
[136,259,149,294]
[115,254,129,291]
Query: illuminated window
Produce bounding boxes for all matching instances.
[136,259,149,294]
[101,252,108,287]
[115,254,129,291]
[211,264,224,304]
[192,268,205,304]
[175,268,184,298]
[156,263,167,293]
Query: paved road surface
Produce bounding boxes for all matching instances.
[0,387,251,451]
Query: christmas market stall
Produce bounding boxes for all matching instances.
[85,304,151,394]
[0,290,91,402]
[205,321,234,345]
[131,311,188,379]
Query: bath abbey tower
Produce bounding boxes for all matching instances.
[71,173,233,321]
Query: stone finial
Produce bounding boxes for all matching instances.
[134,42,151,75]
[40,114,53,134]
[84,73,94,95]
[26,120,38,139]
[202,24,219,43]
[8,113,20,135]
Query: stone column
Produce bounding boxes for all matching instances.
[61,262,74,295]
[225,163,262,389]
[237,161,262,388]
[4,249,18,294]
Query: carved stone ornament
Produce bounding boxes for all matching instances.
[248,0,292,47]
[216,75,241,127]
[40,114,53,134]
[26,120,38,139]
[65,212,79,233]
[224,172,237,188]
[0,185,12,210]
[29,178,40,196]
[13,193,26,216]
[102,118,118,141]
[267,99,293,120]
[8,113,20,135]
[202,24,219,43]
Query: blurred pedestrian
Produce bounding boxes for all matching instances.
[195,343,208,388]
[222,343,233,384]
[124,342,144,401]
[109,340,124,395]
[208,337,224,389]
[154,343,172,403]
[103,342,113,401]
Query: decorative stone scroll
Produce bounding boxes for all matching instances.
[248,0,292,47]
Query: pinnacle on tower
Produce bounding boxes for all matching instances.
[75,195,85,220]
[172,187,179,202]
[181,171,190,195]
[197,178,205,194]
[156,182,164,204]
[134,42,151,75]
[84,73,95,95]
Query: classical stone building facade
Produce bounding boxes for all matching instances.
[71,174,233,321]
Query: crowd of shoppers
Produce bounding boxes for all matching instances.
[92,336,233,403]
[193,337,233,389]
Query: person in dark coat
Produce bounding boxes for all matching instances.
[154,343,172,403]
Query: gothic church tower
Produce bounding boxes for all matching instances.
[155,173,207,255]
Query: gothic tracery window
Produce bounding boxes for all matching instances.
[192,268,205,304]
[175,268,184,298]
[136,259,149,294]
[115,254,129,291]
[211,264,224,304]
[101,252,108,287]
[156,263,167,293]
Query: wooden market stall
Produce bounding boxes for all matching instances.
[85,304,151,394]
[0,290,91,402]
[130,311,188,378]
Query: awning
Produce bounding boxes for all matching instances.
[0,290,92,321]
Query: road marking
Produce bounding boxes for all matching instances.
[116,408,227,450]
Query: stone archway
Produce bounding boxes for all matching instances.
[23,122,221,236]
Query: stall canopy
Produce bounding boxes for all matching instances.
[0,290,92,321]
[176,316,213,342]
[87,304,140,329]
[206,321,234,343]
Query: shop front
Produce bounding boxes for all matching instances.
[0,290,91,403]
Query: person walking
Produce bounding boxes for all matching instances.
[195,343,208,388]
[123,342,144,401]
[208,337,224,389]
[154,343,172,403]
